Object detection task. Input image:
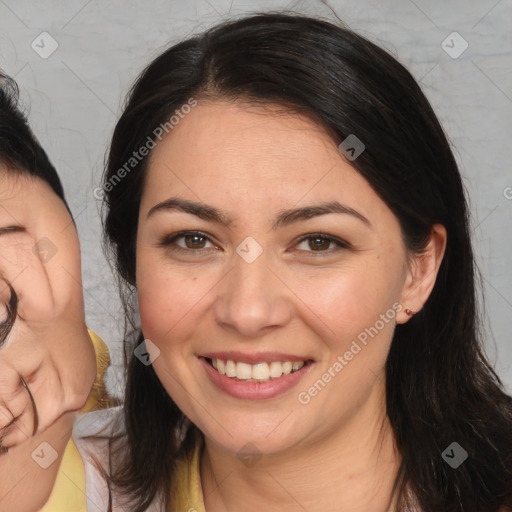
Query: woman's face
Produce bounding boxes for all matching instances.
[136,100,438,456]
[0,171,96,448]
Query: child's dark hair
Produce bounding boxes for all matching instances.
[0,70,69,209]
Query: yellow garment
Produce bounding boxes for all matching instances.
[38,438,87,512]
[39,329,114,512]
[172,438,205,512]
[80,329,118,413]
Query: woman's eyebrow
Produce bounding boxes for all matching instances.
[273,202,372,229]
[146,197,372,229]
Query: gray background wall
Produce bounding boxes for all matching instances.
[1,0,510,393]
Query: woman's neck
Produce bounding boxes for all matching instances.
[200,379,402,512]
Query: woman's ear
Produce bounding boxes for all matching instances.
[397,223,447,324]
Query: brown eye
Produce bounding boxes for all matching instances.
[183,234,208,249]
[307,237,331,251]
[295,234,350,254]
[158,231,218,253]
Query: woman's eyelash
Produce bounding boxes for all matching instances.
[294,233,351,253]
[158,231,216,251]
[157,231,351,254]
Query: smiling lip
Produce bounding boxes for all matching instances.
[199,353,313,400]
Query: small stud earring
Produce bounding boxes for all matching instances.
[405,308,415,317]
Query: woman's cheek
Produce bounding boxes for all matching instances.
[296,268,376,329]
[138,285,173,342]
[137,269,204,342]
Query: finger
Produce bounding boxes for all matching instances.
[0,405,33,449]
[0,233,56,324]
[0,228,85,328]
[0,371,27,429]
[0,313,88,436]
[25,190,85,319]
[0,377,35,449]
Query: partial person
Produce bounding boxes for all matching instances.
[0,70,116,512]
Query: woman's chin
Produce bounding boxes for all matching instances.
[201,422,308,461]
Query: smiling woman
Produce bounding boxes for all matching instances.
[86,11,512,512]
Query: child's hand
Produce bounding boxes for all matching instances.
[0,176,97,452]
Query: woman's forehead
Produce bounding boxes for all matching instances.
[151,100,336,159]
[143,101,364,196]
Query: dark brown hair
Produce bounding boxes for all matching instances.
[101,12,512,511]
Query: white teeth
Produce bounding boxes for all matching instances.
[252,363,270,380]
[235,362,252,380]
[282,361,292,375]
[225,360,237,378]
[269,361,283,378]
[210,358,306,381]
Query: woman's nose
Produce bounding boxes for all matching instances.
[212,244,293,338]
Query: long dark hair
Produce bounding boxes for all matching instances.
[101,12,512,511]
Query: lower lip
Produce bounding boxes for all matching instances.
[200,358,312,400]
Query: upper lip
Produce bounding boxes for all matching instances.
[200,351,313,365]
